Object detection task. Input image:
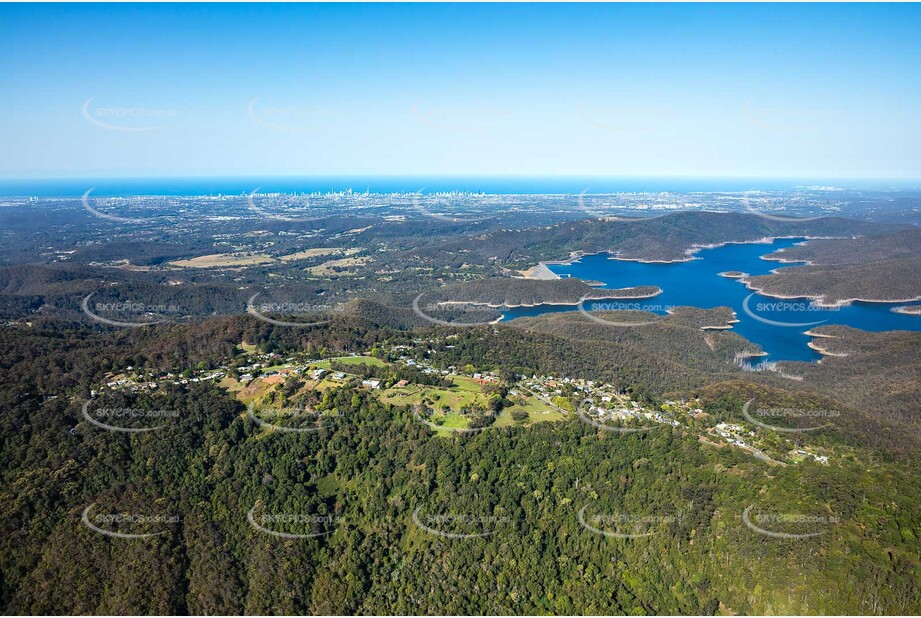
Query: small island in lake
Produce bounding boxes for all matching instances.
[892,305,921,316]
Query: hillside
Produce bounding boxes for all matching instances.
[745,257,921,306]
[411,212,900,267]
[762,229,921,265]
[792,326,921,437]
[424,278,660,307]
[2,316,920,615]
[742,230,921,306]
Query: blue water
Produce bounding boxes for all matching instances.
[503,238,921,363]
[0,176,908,197]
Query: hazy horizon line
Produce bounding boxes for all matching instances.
[3,173,921,181]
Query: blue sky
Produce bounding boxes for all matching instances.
[1,2,919,179]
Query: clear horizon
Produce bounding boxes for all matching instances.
[2,3,920,179]
[4,173,921,181]
[3,174,920,199]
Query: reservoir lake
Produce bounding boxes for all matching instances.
[502,237,921,363]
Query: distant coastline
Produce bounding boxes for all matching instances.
[0,176,836,198]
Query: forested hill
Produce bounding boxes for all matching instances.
[1,316,920,614]
[793,325,921,439]
[745,257,921,307]
[763,228,921,265]
[423,278,661,306]
[745,229,921,306]
[410,211,902,267]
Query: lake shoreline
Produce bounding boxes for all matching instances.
[517,262,561,280]
[802,330,849,358]
[524,236,835,272]
[740,277,921,309]
[510,236,918,363]
[892,305,921,316]
[435,286,664,310]
[614,235,838,264]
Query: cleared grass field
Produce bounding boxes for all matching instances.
[307,255,370,276]
[278,247,345,262]
[494,400,565,428]
[169,252,274,268]
[314,377,347,391]
[219,375,244,393]
[223,376,278,405]
[237,341,258,354]
[168,247,354,270]
[219,353,566,436]
[379,380,484,411]
[325,355,387,367]
[382,375,567,435]
[519,395,567,422]
[434,410,471,430]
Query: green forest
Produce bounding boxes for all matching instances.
[2,316,919,615]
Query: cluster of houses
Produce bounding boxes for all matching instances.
[99,347,381,397]
[519,374,683,427]
[102,366,229,393]
[398,354,502,384]
[793,449,830,464]
[709,422,831,465]
[95,342,834,467]
[712,421,761,450]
